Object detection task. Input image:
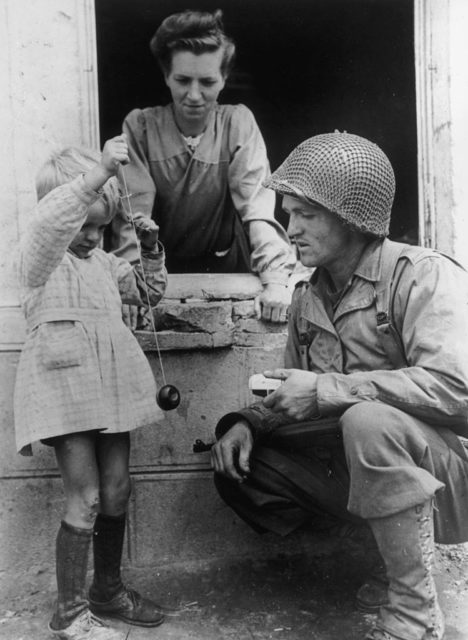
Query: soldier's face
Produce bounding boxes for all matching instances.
[283,195,356,270]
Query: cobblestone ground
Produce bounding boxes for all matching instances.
[1,544,467,640]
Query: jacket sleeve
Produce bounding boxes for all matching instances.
[316,254,468,430]
[215,402,292,442]
[110,244,168,307]
[227,105,296,286]
[111,109,156,263]
[17,177,99,288]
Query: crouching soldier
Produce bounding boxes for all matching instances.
[211,132,468,640]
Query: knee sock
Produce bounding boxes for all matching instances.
[89,512,126,602]
[50,520,92,630]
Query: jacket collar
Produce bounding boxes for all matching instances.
[310,238,386,288]
[353,238,387,283]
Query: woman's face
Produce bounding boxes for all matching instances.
[165,49,226,133]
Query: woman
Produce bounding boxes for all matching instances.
[111,9,295,323]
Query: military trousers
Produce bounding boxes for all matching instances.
[214,402,468,544]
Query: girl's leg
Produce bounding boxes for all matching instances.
[89,432,165,627]
[55,431,100,528]
[90,432,131,600]
[50,432,99,630]
[95,431,131,517]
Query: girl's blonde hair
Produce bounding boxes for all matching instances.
[35,146,120,218]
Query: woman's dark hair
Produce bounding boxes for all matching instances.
[150,9,236,77]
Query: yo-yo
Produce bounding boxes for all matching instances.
[157,384,181,410]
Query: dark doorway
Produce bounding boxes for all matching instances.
[95,0,417,242]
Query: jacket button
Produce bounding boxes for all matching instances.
[350,387,358,395]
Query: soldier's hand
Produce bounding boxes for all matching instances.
[262,368,320,421]
[211,421,253,483]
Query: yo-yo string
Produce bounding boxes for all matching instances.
[119,165,167,386]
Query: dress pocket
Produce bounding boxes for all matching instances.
[38,321,85,370]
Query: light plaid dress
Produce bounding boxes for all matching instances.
[14,176,167,455]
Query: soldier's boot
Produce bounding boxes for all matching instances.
[365,501,444,640]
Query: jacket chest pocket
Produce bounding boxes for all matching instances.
[38,322,85,370]
[298,323,343,373]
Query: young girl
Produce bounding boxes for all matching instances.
[14,136,167,640]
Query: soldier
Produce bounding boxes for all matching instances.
[211,132,468,640]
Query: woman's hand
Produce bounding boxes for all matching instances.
[132,212,159,251]
[254,283,291,323]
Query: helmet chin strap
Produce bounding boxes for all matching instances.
[118,164,181,411]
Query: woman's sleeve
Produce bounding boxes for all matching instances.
[110,109,157,263]
[228,106,296,286]
[17,177,99,288]
[112,243,168,307]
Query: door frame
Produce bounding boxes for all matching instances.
[87,0,450,251]
[414,0,453,251]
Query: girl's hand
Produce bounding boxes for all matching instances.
[122,304,139,331]
[101,134,129,175]
[132,212,159,250]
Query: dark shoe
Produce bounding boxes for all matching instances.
[89,586,165,628]
[356,571,389,612]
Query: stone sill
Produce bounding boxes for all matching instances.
[0,273,291,352]
[137,273,288,351]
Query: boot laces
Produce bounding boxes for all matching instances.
[77,610,109,631]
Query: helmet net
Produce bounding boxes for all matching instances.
[265,132,395,237]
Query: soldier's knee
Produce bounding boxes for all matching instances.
[340,402,382,440]
[339,403,404,460]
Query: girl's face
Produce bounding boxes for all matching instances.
[69,199,112,259]
[165,49,226,134]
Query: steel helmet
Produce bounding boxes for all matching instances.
[265,132,395,237]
